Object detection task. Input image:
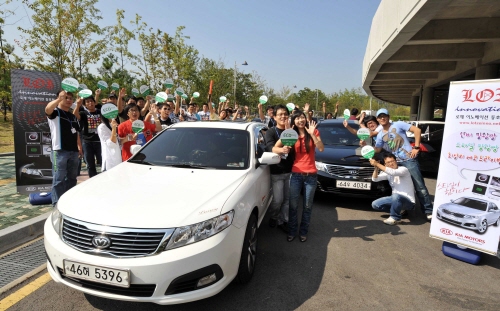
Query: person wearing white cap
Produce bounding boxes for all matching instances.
[373,108,434,221]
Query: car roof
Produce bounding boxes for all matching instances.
[170,121,261,131]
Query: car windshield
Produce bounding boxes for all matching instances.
[452,197,488,211]
[317,123,361,146]
[129,128,250,170]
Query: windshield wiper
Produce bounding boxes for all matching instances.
[166,163,211,169]
[128,159,155,166]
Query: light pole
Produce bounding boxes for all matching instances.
[233,61,248,102]
[316,89,319,112]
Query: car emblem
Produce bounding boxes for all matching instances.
[348,170,358,175]
[92,235,111,249]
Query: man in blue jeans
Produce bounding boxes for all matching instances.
[374,108,433,220]
[46,90,83,205]
[370,153,415,225]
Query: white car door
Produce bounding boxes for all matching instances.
[252,125,272,224]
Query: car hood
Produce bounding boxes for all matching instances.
[58,162,248,228]
[439,203,485,216]
[315,145,370,166]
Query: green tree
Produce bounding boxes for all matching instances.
[96,53,135,96]
[107,9,135,81]
[66,0,106,81]
[165,26,199,93]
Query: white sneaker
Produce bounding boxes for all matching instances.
[383,217,401,225]
[426,214,433,221]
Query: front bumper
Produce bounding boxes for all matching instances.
[436,210,481,231]
[44,218,245,305]
[316,171,391,198]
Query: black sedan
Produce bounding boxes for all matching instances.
[314,119,391,198]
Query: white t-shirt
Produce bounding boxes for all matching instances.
[198,111,210,121]
[97,124,122,171]
[372,166,415,203]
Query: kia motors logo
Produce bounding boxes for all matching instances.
[348,170,358,175]
[440,228,453,235]
[26,187,36,191]
[92,235,111,249]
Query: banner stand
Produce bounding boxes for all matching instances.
[442,242,481,265]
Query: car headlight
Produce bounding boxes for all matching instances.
[463,215,477,219]
[165,210,235,250]
[51,206,63,236]
[315,161,328,174]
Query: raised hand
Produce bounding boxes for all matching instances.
[95,88,101,96]
[306,119,317,135]
[110,119,118,129]
[304,103,310,112]
[119,87,126,98]
[58,90,66,101]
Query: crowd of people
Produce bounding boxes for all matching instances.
[45,88,434,241]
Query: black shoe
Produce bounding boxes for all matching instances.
[287,235,295,242]
[269,218,277,228]
[300,236,307,242]
[277,222,288,233]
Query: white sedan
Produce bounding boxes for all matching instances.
[44,121,279,305]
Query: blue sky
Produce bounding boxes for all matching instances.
[2,0,381,95]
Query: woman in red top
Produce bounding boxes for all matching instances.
[274,111,324,242]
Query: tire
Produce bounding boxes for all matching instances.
[235,213,258,284]
[494,218,500,227]
[476,219,488,234]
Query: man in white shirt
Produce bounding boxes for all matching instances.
[370,153,415,225]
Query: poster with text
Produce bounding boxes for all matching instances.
[429,79,500,255]
[11,69,61,194]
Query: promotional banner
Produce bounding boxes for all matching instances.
[429,79,500,255]
[11,69,61,194]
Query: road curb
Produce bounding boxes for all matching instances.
[0,212,50,254]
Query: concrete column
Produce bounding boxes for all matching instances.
[475,64,499,80]
[419,87,434,121]
[410,96,419,121]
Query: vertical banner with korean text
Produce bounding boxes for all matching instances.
[429,79,500,255]
[11,69,61,194]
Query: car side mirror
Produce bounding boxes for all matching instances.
[130,144,142,155]
[258,152,281,165]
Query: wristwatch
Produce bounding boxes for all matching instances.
[412,146,420,150]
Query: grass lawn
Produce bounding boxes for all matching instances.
[0,111,14,153]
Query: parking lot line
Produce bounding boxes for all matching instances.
[0,272,51,311]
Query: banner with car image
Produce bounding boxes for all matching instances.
[429,79,500,255]
[11,69,61,194]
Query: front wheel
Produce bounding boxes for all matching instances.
[494,218,500,227]
[476,219,488,234]
[235,213,258,284]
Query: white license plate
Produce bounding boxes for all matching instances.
[63,260,130,288]
[336,180,371,190]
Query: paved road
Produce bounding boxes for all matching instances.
[2,180,500,311]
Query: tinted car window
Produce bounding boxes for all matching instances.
[130,128,250,170]
[453,197,488,211]
[318,123,360,146]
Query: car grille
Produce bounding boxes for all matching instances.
[324,164,374,180]
[442,209,465,218]
[62,217,173,257]
[58,268,156,297]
